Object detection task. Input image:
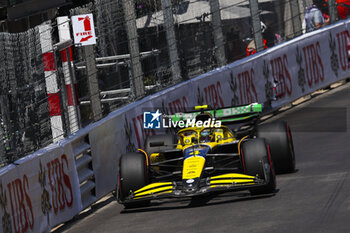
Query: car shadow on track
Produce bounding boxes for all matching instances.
[51,195,116,233]
[120,189,279,214]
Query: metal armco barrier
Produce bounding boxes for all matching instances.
[71,133,97,209]
[1,19,350,233]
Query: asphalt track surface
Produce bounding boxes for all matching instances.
[56,83,350,233]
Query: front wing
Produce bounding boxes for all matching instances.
[118,173,269,204]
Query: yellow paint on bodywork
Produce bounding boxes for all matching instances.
[189,150,200,155]
[209,173,256,187]
[210,173,255,180]
[195,105,208,110]
[134,182,173,197]
[134,187,173,197]
[210,179,254,184]
[134,190,173,199]
[176,126,236,151]
[134,182,173,194]
[149,153,165,171]
[210,178,255,183]
[210,184,254,188]
[182,156,205,179]
[150,153,165,164]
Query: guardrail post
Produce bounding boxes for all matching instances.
[249,0,264,52]
[0,95,12,160]
[290,0,302,37]
[57,16,81,133]
[161,0,182,84]
[209,0,226,67]
[327,0,338,23]
[122,0,145,99]
[66,47,81,129]
[84,45,103,121]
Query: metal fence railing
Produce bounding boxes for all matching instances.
[0,0,346,167]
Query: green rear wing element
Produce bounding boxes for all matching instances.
[171,103,262,123]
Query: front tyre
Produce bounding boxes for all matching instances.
[257,121,295,174]
[241,138,276,195]
[118,152,150,208]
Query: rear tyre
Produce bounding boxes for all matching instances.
[145,134,177,155]
[241,138,276,195]
[257,121,295,174]
[118,152,150,208]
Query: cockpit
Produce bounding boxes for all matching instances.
[178,127,233,146]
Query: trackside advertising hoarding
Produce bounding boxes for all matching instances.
[191,22,350,111]
[1,19,350,233]
[0,143,81,233]
[122,21,350,152]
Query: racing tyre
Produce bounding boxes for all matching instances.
[257,121,295,174]
[241,138,276,195]
[145,134,177,155]
[118,152,150,208]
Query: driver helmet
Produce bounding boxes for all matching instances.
[195,112,213,123]
[200,129,213,143]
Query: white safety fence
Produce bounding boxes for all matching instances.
[1,19,350,233]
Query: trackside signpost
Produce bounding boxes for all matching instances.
[71,13,97,46]
[71,12,102,121]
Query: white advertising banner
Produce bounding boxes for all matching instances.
[268,22,350,109]
[0,164,20,233]
[0,145,81,233]
[191,58,267,108]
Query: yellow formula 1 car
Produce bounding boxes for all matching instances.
[117,103,295,207]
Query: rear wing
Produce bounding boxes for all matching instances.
[171,103,262,124]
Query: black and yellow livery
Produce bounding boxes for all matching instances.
[117,103,295,207]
